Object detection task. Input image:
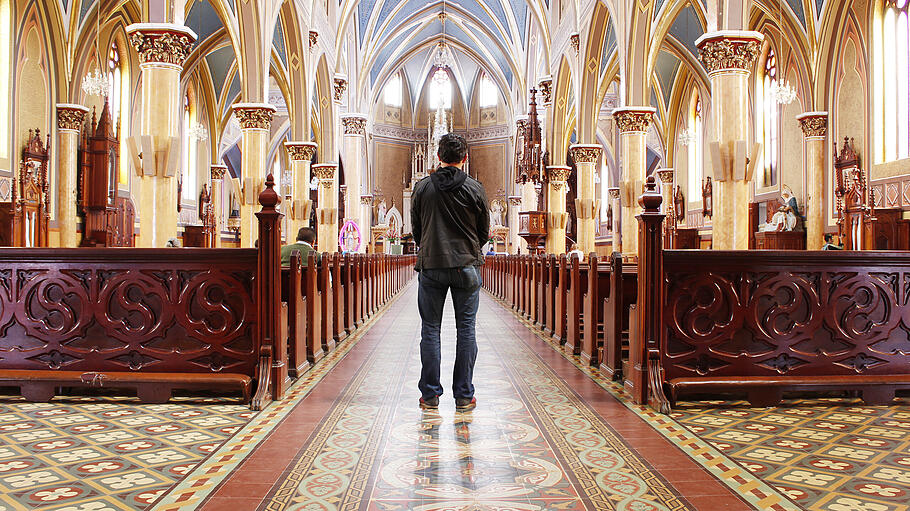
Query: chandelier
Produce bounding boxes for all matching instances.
[188,123,209,142]
[81,67,110,97]
[81,0,109,98]
[677,127,697,147]
[770,80,797,104]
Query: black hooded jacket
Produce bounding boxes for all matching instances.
[411,165,490,270]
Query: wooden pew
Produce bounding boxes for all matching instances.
[600,256,638,381]
[564,256,585,355]
[552,254,568,343]
[283,252,310,378]
[542,255,554,334]
[331,253,346,342]
[304,252,325,364]
[581,253,610,366]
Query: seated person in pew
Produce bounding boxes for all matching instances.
[281,227,320,266]
[822,233,844,250]
[568,243,584,261]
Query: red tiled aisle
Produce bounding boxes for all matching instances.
[197,283,753,510]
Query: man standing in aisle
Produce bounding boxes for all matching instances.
[412,133,490,412]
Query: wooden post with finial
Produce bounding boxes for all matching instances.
[251,173,286,410]
[628,176,669,411]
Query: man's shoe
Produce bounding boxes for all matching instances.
[419,396,439,410]
[455,397,476,411]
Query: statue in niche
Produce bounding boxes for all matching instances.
[674,186,685,225]
[490,199,505,227]
[759,186,802,232]
[377,198,388,225]
[702,177,712,217]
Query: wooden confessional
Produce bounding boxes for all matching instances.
[78,103,136,247]
[0,130,51,247]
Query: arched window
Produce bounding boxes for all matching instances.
[876,0,910,163]
[687,94,703,198]
[479,74,498,108]
[182,94,197,200]
[756,48,779,187]
[108,42,130,185]
[0,0,12,160]
[384,74,402,107]
[428,69,452,110]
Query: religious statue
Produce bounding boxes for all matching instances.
[759,186,802,232]
[673,187,685,225]
[702,177,712,217]
[198,184,210,221]
[490,199,505,227]
[377,198,388,225]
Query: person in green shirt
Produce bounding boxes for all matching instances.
[281,227,319,267]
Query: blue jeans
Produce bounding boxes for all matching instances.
[417,266,481,400]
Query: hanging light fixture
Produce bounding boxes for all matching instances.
[81,1,111,98]
[770,0,797,104]
[188,123,208,142]
[678,127,697,147]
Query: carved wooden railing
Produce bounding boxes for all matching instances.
[0,176,416,410]
[635,176,910,412]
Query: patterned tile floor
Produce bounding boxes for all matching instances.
[0,396,252,511]
[491,294,910,511]
[9,282,910,511]
[259,284,691,511]
[671,399,910,511]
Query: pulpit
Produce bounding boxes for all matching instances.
[517,211,547,254]
[0,129,50,247]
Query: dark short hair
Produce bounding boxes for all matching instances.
[437,133,468,164]
[297,227,316,243]
[824,233,833,242]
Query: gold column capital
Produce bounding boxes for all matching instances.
[570,33,580,55]
[796,111,829,138]
[608,187,621,200]
[309,31,319,50]
[569,144,602,163]
[341,114,368,135]
[285,141,318,161]
[537,76,553,105]
[211,164,227,180]
[56,103,90,131]
[612,107,657,134]
[508,195,523,207]
[232,103,276,130]
[334,74,348,102]
[312,163,337,187]
[547,165,572,191]
[126,23,197,67]
[695,31,764,75]
[360,194,374,205]
[656,168,675,185]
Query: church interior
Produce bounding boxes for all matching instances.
[1,0,910,509]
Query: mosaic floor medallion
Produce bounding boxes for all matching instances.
[261,293,690,511]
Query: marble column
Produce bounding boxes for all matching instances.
[568,145,601,256]
[210,164,226,247]
[341,114,368,250]
[127,24,196,248]
[545,166,571,254]
[608,187,621,252]
[55,104,90,247]
[314,163,339,252]
[656,168,675,216]
[613,108,656,256]
[232,103,276,247]
[284,141,317,240]
[696,31,763,250]
[797,112,828,250]
[360,194,373,252]
[508,195,522,253]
